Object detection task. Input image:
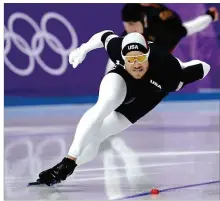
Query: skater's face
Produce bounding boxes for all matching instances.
[123,21,144,34]
[124,51,149,79]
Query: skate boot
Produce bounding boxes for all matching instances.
[38,157,77,186]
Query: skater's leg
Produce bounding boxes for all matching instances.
[76,111,132,165]
[67,73,127,159]
[37,73,127,185]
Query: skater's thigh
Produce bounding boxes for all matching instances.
[95,73,127,114]
[88,111,132,144]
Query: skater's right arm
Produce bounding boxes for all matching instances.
[69,30,120,68]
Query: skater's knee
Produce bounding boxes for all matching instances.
[192,60,211,78]
[98,73,127,106]
[200,61,210,78]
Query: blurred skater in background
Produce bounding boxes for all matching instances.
[105,4,218,72]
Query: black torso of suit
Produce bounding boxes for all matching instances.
[103,35,182,105]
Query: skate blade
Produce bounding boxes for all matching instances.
[27,180,44,186]
[27,179,59,187]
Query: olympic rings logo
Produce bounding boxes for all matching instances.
[4,12,78,76]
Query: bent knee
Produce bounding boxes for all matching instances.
[200,61,211,78]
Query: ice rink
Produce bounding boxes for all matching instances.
[4,100,220,200]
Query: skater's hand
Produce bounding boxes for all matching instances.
[69,44,87,68]
[208,7,219,22]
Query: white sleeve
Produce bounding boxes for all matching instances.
[82,30,114,54]
[183,14,212,36]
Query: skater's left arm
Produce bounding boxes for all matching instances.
[161,51,211,92]
[175,58,211,91]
